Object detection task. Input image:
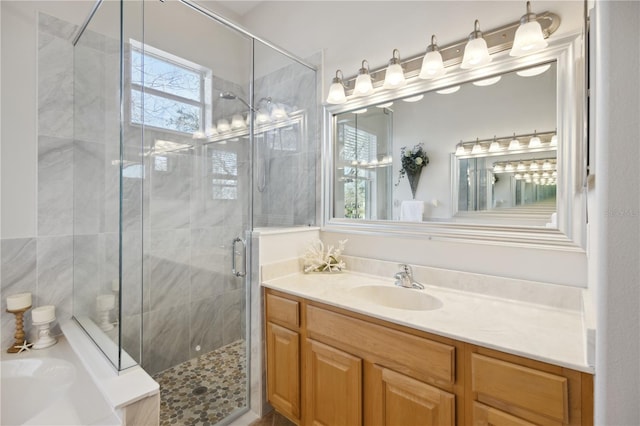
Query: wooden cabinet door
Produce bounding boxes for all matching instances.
[305,339,362,426]
[367,364,455,426]
[266,322,300,421]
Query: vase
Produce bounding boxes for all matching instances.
[407,171,421,199]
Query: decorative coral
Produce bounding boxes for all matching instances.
[302,239,347,273]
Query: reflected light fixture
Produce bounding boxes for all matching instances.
[493,164,504,173]
[530,161,539,171]
[473,76,502,87]
[528,131,542,148]
[517,63,551,77]
[270,104,288,121]
[205,127,218,139]
[353,108,368,114]
[353,60,374,97]
[550,134,558,146]
[504,163,515,173]
[542,160,552,170]
[376,102,394,108]
[508,134,521,150]
[436,86,460,95]
[461,20,492,69]
[510,1,548,57]
[255,109,270,125]
[216,119,230,133]
[192,130,205,139]
[231,114,246,130]
[383,49,406,89]
[419,35,446,80]
[517,162,527,172]
[326,70,347,104]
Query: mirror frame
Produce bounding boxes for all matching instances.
[322,33,586,251]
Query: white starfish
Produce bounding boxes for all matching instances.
[14,340,33,353]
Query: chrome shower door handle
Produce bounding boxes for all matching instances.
[232,237,246,277]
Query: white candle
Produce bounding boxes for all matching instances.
[32,305,55,323]
[96,294,115,311]
[6,292,32,311]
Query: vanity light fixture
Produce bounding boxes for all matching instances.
[514,173,523,180]
[471,139,483,154]
[436,86,460,95]
[529,161,539,171]
[472,76,502,87]
[528,131,542,148]
[508,134,521,150]
[517,63,551,77]
[455,142,466,156]
[419,35,446,79]
[326,69,347,104]
[510,1,548,57]
[382,49,406,89]
[488,137,501,152]
[354,60,374,97]
[402,94,424,103]
[461,20,492,69]
[542,160,552,170]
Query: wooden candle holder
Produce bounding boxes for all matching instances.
[6,306,31,353]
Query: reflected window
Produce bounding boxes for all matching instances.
[211,149,237,200]
[130,41,210,134]
[339,124,378,219]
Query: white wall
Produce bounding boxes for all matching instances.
[1,2,94,239]
[592,1,640,424]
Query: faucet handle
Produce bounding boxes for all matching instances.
[399,264,413,275]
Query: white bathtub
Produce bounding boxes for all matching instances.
[1,333,121,425]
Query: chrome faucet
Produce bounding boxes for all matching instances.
[394,264,424,289]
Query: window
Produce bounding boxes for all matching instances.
[130,41,210,134]
[211,149,238,200]
[339,124,378,219]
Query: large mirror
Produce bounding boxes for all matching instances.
[325,36,586,248]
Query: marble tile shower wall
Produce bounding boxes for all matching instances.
[253,56,319,228]
[1,14,76,350]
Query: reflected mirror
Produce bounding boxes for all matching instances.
[332,61,557,227]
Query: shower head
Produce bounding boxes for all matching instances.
[219,91,255,112]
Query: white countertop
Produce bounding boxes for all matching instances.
[263,271,592,373]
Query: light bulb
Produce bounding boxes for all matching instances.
[510,2,548,57]
[419,35,445,80]
[353,60,373,97]
[383,49,406,89]
[461,20,491,69]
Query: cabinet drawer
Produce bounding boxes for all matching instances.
[307,305,455,386]
[471,353,568,423]
[266,293,299,328]
[473,402,536,426]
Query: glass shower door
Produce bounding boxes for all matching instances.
[137,1,252,423]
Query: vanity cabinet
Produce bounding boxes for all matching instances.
[264,288,593,426]
[265,293,301,423]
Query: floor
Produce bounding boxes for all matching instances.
[249,411,296,426]
[153,340,247,426]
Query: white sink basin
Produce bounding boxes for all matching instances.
[349,285,442,311]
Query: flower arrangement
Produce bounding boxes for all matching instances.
[395,143,429,186]
[302,239,347,273]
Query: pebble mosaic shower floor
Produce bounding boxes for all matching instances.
[153,340,247,426]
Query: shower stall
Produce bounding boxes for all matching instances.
[71,1,317,423]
